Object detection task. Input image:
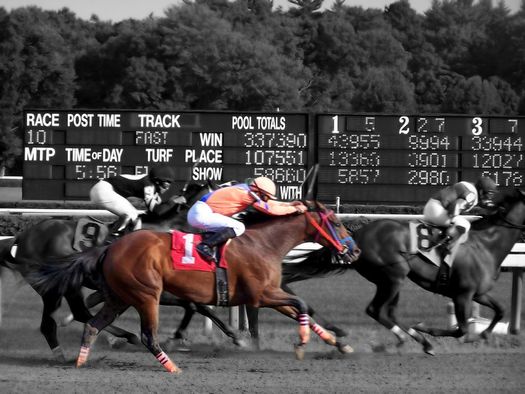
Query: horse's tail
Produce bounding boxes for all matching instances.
[282,247,353,284]
[29,245,109,296]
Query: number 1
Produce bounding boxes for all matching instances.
[331,115,340,134]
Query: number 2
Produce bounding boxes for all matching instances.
[399,116,410,134]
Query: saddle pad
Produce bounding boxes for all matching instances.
[170,230,228,272]
[73,218,109,251]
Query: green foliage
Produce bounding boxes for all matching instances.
[1,0,524,173]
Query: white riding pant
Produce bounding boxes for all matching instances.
[187,201,245,236]
[89,180,139,222]
[423,198,451,226]
[423,198,470,235]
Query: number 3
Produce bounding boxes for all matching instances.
[471,117,483,135]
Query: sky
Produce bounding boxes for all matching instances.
[1,0,522,22]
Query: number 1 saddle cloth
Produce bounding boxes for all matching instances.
[170,230,229,272]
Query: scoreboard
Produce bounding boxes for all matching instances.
[317,114,525,203]
[22,109,525,204]
[23,110,311,200]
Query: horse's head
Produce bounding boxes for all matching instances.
[302,201,361,264]
[492,188,525,227]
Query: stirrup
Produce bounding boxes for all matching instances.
[197,244,216,262]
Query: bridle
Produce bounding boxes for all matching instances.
[304,209,357,256]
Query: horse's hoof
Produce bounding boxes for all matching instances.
[294,344,305,360]
[164,338,191,352]
[106,336,127,349]
[423,345,435,356]
[396,338,407,348]
[170,366,182,374]
[59,314,74,327]
[480,330,491,340]
[52,347,66,363]
[233,337,249,348]
[336,341,354,354]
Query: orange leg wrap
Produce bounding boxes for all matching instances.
[76,346,90,368]
[311,322,337,346]
[156,351,181,373]
[298,314,311,344]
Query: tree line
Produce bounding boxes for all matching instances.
[1,0,524,174]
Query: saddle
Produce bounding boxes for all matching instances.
[170,231,230,307]
[408,221,464,292]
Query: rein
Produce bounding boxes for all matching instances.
[499,215,525,230]
[304,210,353,254]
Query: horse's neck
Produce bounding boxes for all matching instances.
[472,221,523,268]
[247,215,307,260]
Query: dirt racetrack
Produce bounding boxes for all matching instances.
[1,268,525,393]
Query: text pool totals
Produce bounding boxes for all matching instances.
[23,110,310,200]
[317,114,525,204]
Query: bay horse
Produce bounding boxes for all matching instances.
[349,188,525,354]
[32,201,356,373]
[0,181,244,361]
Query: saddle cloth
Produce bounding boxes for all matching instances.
[73,217,109,251]
[408,221,467,267]
[170,230,228,272]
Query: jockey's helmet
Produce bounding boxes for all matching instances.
[251,176,277,200]
[475,176,497,208]
[149,165,175,189]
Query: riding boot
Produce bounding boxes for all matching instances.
[196,228,236,262]
[131,216,142,231]
[442,225,466,266]
[111,215,132,236]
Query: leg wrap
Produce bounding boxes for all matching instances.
[298,313,310,344]
[155,351,180,373]
[311,323,336,346]
[76,346,90,368]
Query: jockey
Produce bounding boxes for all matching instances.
[423,176,497,263]
[89,165,178,235]
[187,176,308,262]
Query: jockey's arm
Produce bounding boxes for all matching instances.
[143,185,162,212]
[252,198,306,215]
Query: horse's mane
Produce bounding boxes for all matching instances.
[343,216,373,232]
[282,247,352,284]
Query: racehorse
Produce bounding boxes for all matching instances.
[0,181,243,361]
[349,188,525,354]
[32,200,356,373]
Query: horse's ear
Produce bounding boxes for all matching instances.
[304,164,319,201]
